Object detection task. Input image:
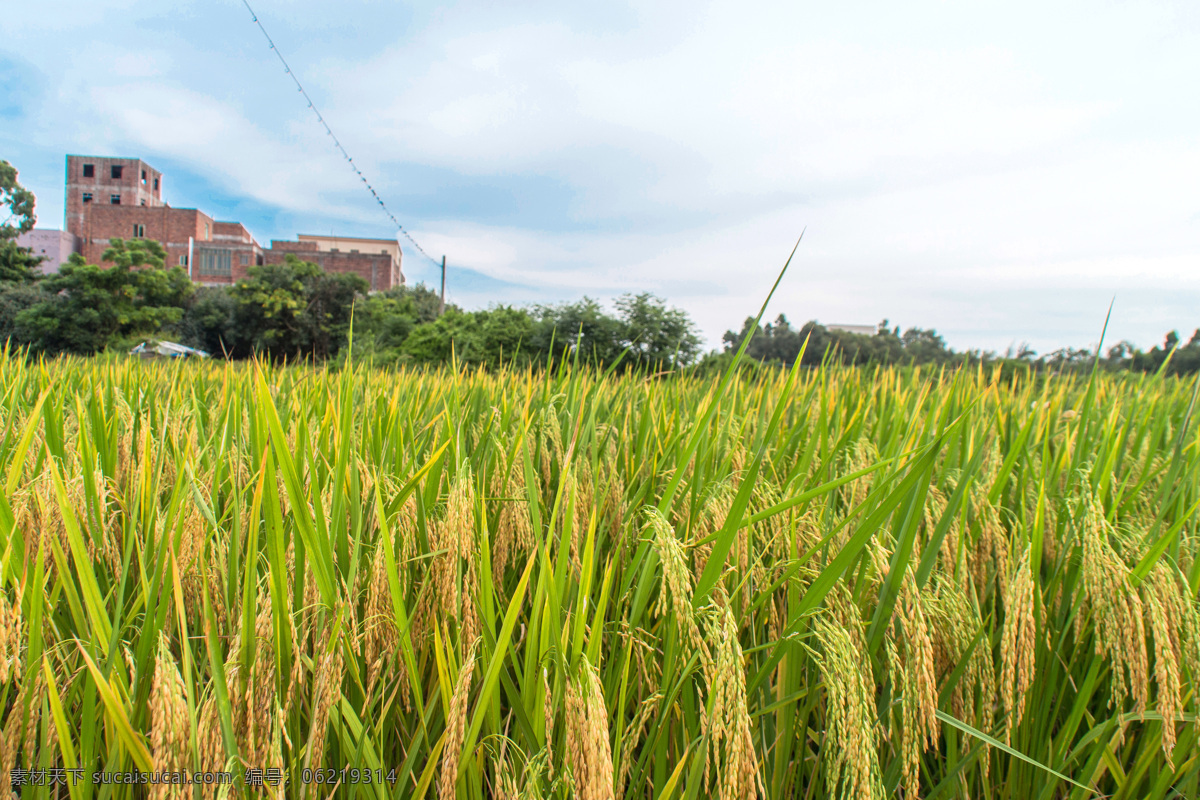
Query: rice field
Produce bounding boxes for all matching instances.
[0,349,1198,800]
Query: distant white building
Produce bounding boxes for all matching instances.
[14,228,80,274]
[827,323,876,336]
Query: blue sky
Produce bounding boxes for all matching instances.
[3,0,1199,354]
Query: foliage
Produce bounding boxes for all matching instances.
[0,282,43,348]
[400,305,534,366]
[353,282,454,362]
[531,292,703,370]
[616,292,703,369]
[723,314,961,367]
[1125,329,1200,376]
[0,159,42,283]
[0,158,36,239]
[227,254,368,361]
[0,240,44,284]
[0,356,1197,799]
[177,286,239,356]
[14,239,192,355]
[530,297,628,367]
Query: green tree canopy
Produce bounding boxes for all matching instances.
[401,305,534,367]
[615,292,702,369]
[15,238,192,355]
[530,297,626,367]
[228,255,368,360]
[0,159,36,239]
[0,159,42,284]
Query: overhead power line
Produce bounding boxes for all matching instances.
[241,0,439,265]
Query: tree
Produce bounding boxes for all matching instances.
[401,306,535,367]
[724,313,960,368]
[0,159,36,239]
[0,282,43,349]
[354,282,450,362]
[0,159,42,283]
[230,255,368,360]
[615,292,702,370]
[899,327,952,364]
[0,241,43,284]
[16,238,193,355]
[178,287,238,356]
[531,297,625,367]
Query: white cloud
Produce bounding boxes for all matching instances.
[6,0,1200,354]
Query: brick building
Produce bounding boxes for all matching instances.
[267,234,403,292]
[59,154,402,289]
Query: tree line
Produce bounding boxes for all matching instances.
[722,313,1200,377]
[3,158,1199,374]
[0,235,704,370]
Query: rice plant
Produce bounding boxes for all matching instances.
[0,347,1198,799]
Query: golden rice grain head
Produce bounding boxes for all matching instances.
[20,675,46,771]
[439,641,479,800]
[838,439,878,512]
[968,494,1008,603]
[431,519,462,625]
[579,660,615,800]
[490,466,515,580]
[1143,578,1181,758]
[305,639,345,789]
[447,461,477,557]
[364,538,399,692]
[564,472,585,574]
[1140,559,1200,755]
[1,683,28,795]
[461,555,481,649]
[565,671,587,797]
[149,636,191,799]
[999,551,1038,744]
[1077,496,1149,714]
[701,605,762,800]
[813,614,886,800]
[245,590,279,769]
[616,693,661,800]
[925,576,994,749]
[508,449,536,554]
[0,586,23,684]
[897,572,939,799]
[646,508,710,664]
[540,408,564,487]
[196,695,224,794]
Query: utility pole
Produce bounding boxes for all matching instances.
[439,255,446,316]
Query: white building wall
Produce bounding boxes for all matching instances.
[14,229,81,274]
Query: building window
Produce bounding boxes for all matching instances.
[204,222,210,240]
[82,164,95,178]
[141,170,147,184]
[179,255,188,266]
[350,249,359,253]
[240,253,249,266]
[257,255,264,266]
[82,192,93,203]
[110,195,121,205]
[133,224,145,238]
[195,248,232,277]
[330,248,339,252]
[381,249,388,254]
[153,177,159,191]
[111,165,124,179]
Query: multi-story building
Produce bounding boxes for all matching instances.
[57,154,403,289]
[265,234,403,292]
